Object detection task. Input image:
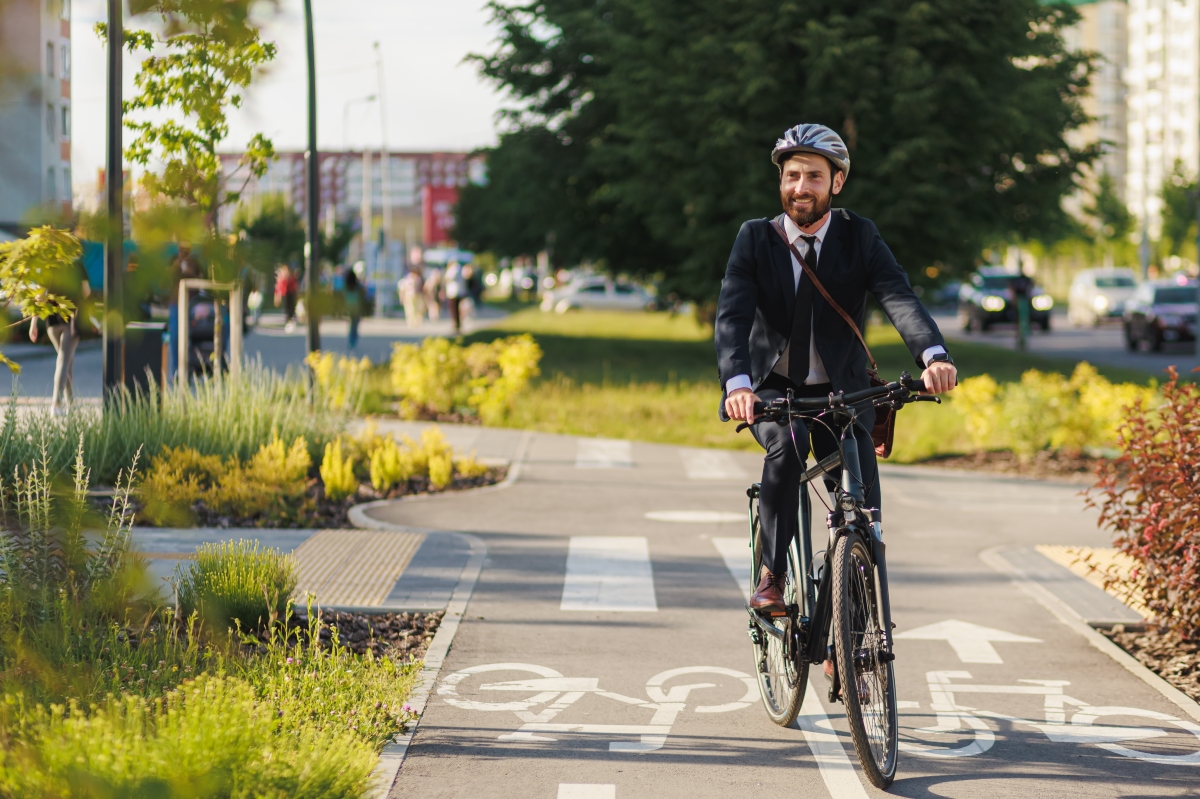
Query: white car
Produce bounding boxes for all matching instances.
[1068,268,1137,327]
[541,278,656,313]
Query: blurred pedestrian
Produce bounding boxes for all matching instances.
[30,250,91,415]
[275,265,298,332]
[444,261,466,333]
[344,267,364,350]
[399,266,425,328]
[423,266,443,321]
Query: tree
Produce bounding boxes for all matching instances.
[1160,159,1198,261]
[233,194,304,278]
[101,0,277,235]
[460,0,1096,303]
[0,227,81,372]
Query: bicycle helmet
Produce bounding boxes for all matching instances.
[771,124,850,179]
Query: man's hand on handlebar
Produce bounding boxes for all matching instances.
[725,387,761,422]
[920,362,957,395]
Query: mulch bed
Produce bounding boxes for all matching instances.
[114,466,506,529]
[913,450,1106,482]
[1102,625,1200,703]
[240,608,445,662]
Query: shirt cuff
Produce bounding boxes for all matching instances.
[725,374,753,394]
[920,345,947,366]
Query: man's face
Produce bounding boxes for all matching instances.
[779,153,844,229]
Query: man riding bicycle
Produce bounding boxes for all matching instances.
[715,124,957,618]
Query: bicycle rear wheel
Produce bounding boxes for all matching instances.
[832,529,898,788]
[749,496,807,726]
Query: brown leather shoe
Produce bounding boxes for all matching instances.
[750,569,787,614]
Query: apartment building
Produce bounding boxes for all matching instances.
[1063,0,1129,195]
[0,0,72,232]
[1125,0,1200,236]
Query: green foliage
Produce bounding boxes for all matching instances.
[0,673,376,799]
[0,227,82,373]
[105,1,277,225]
[2,363,342,488]
[360,426,486,494]
[319,439,357,501]
[459,0,1095,300]
[1160,159,1198,261]
[1085,171,1135,244]
[306,351,372,413]
[137,434,313,527]
[951,363,1158,460]
[389,334,542,423]
[233,192,305,275]
[174,540,297,632]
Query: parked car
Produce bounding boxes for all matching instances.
[540,277,656,313]
[1122,277,1198,351]
[1067,268,1137,327]
[958,267,1053,332]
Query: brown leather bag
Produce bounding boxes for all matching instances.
[769,219,896,458]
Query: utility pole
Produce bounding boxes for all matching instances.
[102,0,124,396]
[374,41,391,317]
[361,148,372,271]
[303,0,320,353]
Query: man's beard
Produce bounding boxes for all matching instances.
[781,185,833,228]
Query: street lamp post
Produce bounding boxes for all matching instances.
[102,0,124,395]
[303,0,319,354]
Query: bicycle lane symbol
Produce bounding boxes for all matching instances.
[899,670,1200,766]
[437,663,759,752]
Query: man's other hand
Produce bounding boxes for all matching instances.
[920,362,957,395]
[725,387,760,422]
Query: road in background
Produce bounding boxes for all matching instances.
[931,310,1197,377]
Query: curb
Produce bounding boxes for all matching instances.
[980,545,1200,723]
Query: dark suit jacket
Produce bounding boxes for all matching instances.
[714,210,945,426]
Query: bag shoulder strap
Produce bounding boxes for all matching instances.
[769,218,877,372]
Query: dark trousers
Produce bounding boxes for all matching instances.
[750,373,882,575]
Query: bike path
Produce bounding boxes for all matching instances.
[364,428,1200,798]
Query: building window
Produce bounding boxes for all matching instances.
[61,105,69,139]
[61,42,70,79]
[63,167,71,200]
[60,0,70,20]
[46,42,54,78]
[47,167,57,202]
[46,103,55,140]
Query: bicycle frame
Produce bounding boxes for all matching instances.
[748,403,897,698]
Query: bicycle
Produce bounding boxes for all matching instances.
[736,371,941,788]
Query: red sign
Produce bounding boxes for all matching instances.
[422,185,458,244]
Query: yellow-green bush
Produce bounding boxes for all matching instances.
[174,539,298,631]
[320,438,357,501]
[390,334,542,423]
[952,363,1157,460]
[306,350,372,412]
[364,426,488,494]
[138,434,312,526]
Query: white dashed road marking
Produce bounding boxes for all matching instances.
[558,784,616,799]
[645,510,744,523]
[561,536,657,612]
[679,448,749,480]
[576,439,633,468]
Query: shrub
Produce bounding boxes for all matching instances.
[137,434,313,526]
[368,434,417,491]
[1087,368,1200,640]
[320,439,357,501]
[306,350,372,413]
[174,539,297,632]
[390,334,542,423]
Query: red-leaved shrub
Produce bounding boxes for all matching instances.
[1086,367,1200,640]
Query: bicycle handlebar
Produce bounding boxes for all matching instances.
[734,372,938,432]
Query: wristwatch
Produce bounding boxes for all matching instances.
[926,352,954,366]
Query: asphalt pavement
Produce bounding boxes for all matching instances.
[360,423,1200,799]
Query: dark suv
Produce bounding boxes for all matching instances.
[1123,278,1198,351]
[958,267,1053,332]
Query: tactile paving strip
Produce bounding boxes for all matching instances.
[292,529,426,607]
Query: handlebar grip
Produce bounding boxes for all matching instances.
[908,378,927,393]
[752,401,766,415]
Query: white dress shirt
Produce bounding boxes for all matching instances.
[725,213,946,395]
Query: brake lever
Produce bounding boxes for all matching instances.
[913,395,942,404]
[736,422,751,433]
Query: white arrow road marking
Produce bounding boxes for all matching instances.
[679,448,749,480]
[646,510,745,523]
[562,537,657,612]
[576,439,632,468]
[895,619,1041,663]
[559,785,615,799]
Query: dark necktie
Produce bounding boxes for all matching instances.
[788,235,818,381]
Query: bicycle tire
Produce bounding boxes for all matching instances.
[749,498,807,726]
[832,530,898,788]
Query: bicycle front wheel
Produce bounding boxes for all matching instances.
[832,530,898,788]
[749,499,807,726]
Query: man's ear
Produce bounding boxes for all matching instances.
[832,171,846,195]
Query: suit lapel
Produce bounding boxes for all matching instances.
[769,214,796,324]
